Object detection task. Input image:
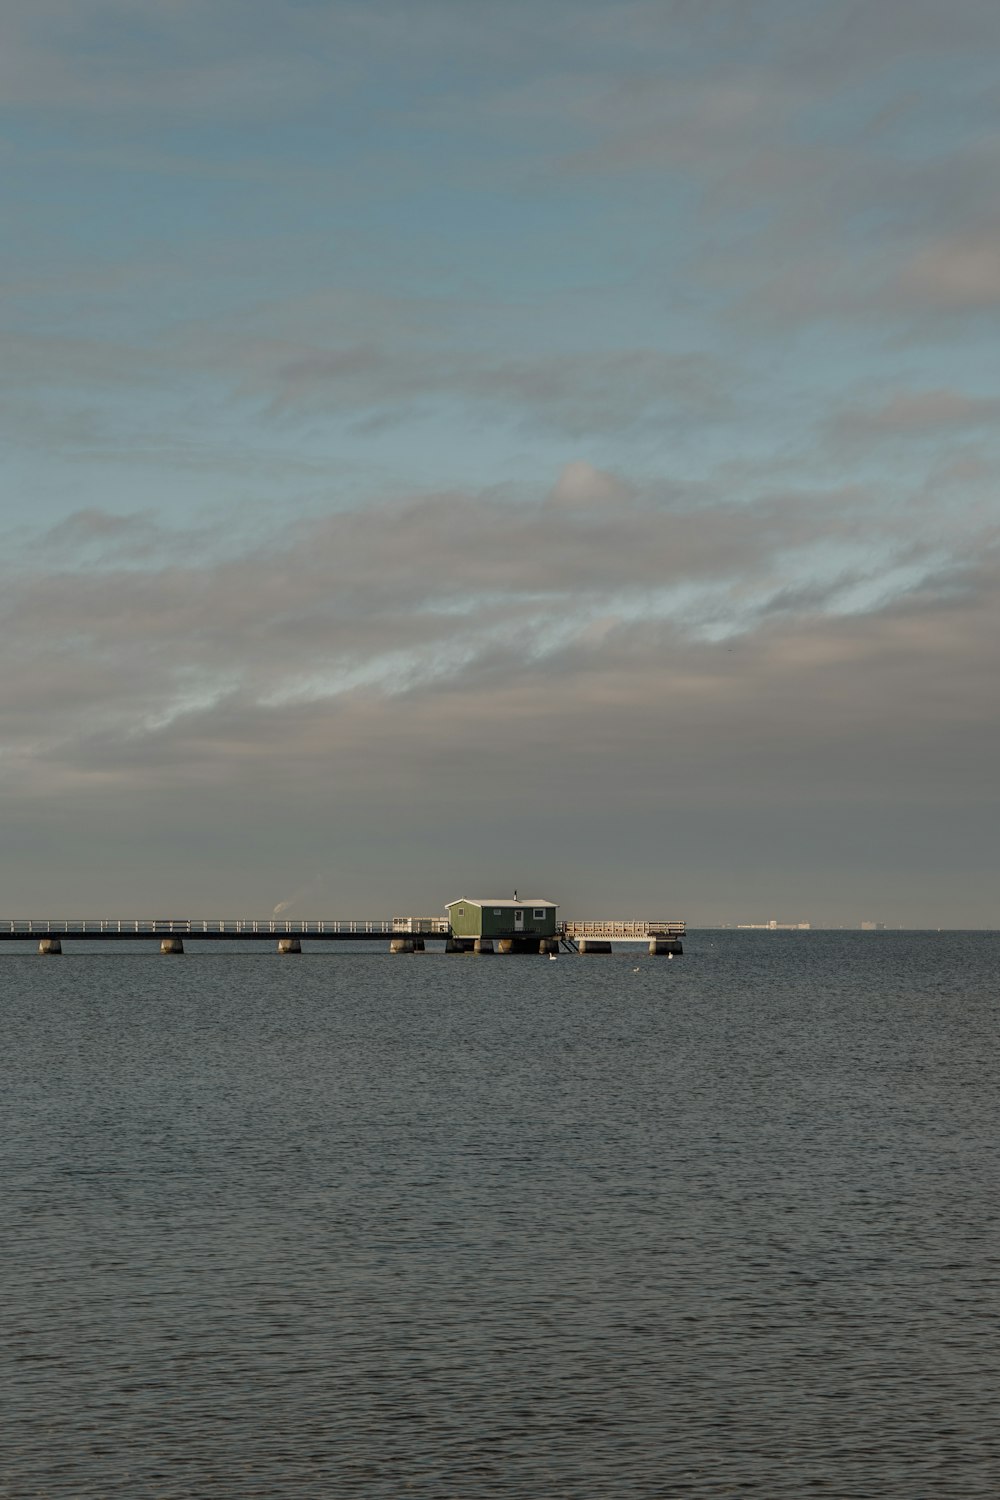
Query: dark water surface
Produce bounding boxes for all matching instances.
[2,931,999,1497]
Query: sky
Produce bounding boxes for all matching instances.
[2,0,998,926]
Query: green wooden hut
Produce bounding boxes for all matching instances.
[446,898,559,942]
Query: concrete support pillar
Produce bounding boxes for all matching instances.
[498,938,514,954]
[649,937,683,956]
[444,937,464,953]
[579,939,613,954]
[473,938,494,954]
[539,938,560,955]
[38,938,62,955]
[277,937,301,954]
[390,937,414,954]
[413,937,426,952]
[160,936,184,954]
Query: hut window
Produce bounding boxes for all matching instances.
[493,908,502,915]
[533,908,546,918]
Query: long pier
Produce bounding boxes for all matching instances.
[0,916,684,955]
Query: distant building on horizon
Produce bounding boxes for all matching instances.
[860,921,886,931]
[736,920,811,931]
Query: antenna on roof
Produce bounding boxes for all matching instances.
[513,889,518,901]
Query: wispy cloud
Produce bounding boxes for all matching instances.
[2,472,992,802]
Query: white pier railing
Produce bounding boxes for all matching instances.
[560,920,686,941]
[1,917,451,936]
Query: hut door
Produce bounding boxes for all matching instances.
[514,908,524,932]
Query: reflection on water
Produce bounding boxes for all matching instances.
[2,932,999,1496]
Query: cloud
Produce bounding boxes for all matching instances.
[0,0,351,117]
[832,388,1000,438]
[1,462,995,921]
[0,319,731,454]
[898,227,1000,313]
[229,342,730,438]
[0,471,992,797]
[549,461,633,510]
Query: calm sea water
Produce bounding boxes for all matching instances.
[2,931,999,1498]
